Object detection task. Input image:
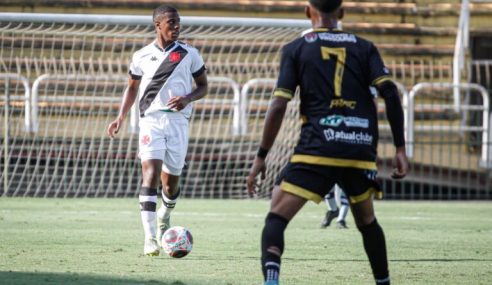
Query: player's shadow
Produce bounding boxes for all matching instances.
[280,257,492,262]
[392,258,492,262]
[0,271,193,285]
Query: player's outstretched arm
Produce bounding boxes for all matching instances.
[107,77,140,138]
[376,80,409,179]
[167,72,208,111]
[246,97,289,194]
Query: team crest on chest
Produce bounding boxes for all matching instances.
[304,32,318,43]
[169,52,181,63]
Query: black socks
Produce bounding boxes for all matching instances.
[358,219,390,285]
[261,212,289,282]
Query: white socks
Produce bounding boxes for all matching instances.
[139,187,158,239]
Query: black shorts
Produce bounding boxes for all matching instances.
[275,162,381,204]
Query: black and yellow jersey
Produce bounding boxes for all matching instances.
[274,28,391,170]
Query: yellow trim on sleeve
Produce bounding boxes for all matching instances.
[372,76,391,86]
[280,181,323,203]
[273,88,293,100]
[349,187,383,204]
[291,154,377,170]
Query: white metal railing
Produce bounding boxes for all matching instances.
[29,74,244,136]
[407,82,491,168]
[1,74,30,196]
[31,74,128,133]
[206,77,243,136]
[241,78,277,135]
[0,74,31,131]
[452,0,470,112]
[17,74,492,168]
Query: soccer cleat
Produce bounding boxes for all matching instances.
[157,215,171,246]
[320,209,339,228]
[144,238,160,256]
[336,220,348,229]
[264,281,279,285]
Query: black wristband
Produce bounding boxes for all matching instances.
[257,147,269,159]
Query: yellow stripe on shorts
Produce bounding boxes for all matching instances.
[280,181,323,203]
[349,187,383,204]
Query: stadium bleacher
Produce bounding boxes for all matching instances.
[3,0,492,83]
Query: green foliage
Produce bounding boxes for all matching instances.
[0,198,491,284]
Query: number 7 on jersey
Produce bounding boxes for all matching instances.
[321,47,346,97]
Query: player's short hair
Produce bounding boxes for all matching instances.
[309,0,343,14]
[153,5,178,22]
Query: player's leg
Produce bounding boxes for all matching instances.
[262,185,307,285]
[140,159,163,256]
[138,113,166,256]
[321,185,339,228]
[336,189,350,229]
[350,198,389,284]
[157,115,188,243]
[342,168,389,285]
[262,163,329,284]
[157,170,180,242]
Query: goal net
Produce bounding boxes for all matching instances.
[2,13,474,199]
[0,13,309,198]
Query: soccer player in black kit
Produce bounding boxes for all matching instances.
[246,1,409,284]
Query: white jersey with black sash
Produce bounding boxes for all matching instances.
[129,40,206,118]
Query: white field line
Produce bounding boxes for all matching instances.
[2,209,490,222]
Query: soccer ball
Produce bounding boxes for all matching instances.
[161,226,193,258]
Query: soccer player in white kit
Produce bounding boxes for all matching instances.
[107,5,208,256]
[321,184,350,229]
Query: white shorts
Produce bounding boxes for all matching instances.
[138,111,189,176]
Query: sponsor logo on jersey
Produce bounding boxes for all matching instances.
[324,128,335,140]
[151,56,158,61]
[304,32,318,43]
[319,115,369,128]
[329,98,357,109]
[169,52,181,63]
[319,115,344,127]
[323,128,373,145]
[318,33,357,43]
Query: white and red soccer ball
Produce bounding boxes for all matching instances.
[161,226,193,258]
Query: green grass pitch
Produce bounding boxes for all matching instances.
[0,198,491,285]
